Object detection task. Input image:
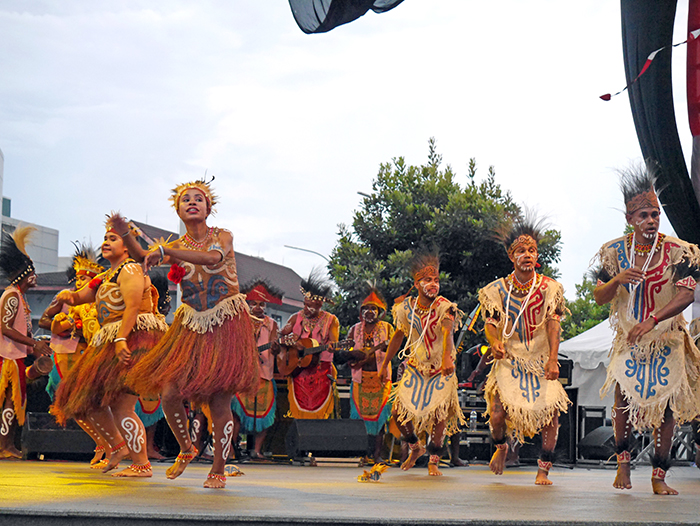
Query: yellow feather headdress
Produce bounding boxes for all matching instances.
[169,177,218,215]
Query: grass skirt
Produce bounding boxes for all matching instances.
[127,303,259,405]
[51,328,164,425]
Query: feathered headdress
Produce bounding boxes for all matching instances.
[0,224,36,285]
[494,208,547,257]
[169,176,218,215]
[242,279,284,305]
[619,162,660,215]
[68,242,104,283]
[394,250,440,304]
[360,281,387,312]
[410,251,440,281]
[300,270,334,304]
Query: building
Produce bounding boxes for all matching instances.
[0,148,60,274]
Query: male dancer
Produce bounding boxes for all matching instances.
[279,272,339,421]
[479,213,570,485]
[347,285,394,464]
[378,252,464,476]
[594,164,700,495]
[0,226,51,458]
[232,279,282,459]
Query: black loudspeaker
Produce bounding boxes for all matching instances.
[578,426,616,460]
[285,419,367,459]
[519,387,578,463]
[21,412,95,458]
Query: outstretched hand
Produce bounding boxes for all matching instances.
[627,317,655,345]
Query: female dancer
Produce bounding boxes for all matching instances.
[117,178,259,488]
[52,222,167,477]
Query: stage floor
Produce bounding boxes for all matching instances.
[1,458,700,526]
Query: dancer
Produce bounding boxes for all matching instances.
[41,244,105,465]
[52,221,167,477]
[278,272,340,423]
[119,178,259,488]
[479,212,570,485]
[347,285,394,464]
[593,163,700,495]
[378,252,464,476]
[231,279,282,459]
[0,226,51,459]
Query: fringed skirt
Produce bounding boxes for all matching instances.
[601,328,700,431]
[127,297,259,405]
[51,327,164,425]
[392,364,464,437]
[485,358,571,442]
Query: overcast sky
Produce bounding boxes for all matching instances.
[0,1,695,298]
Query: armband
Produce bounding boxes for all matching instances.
[88,277,103,290]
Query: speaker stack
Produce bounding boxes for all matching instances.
[285,419,368,460]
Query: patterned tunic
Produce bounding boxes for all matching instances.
[391,296,465,436]
[595,234,700,429]
[479,274,570,441]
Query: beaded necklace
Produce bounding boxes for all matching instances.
[502,273,540,341]
[626,231,660,321]
[301,313,322,335]
[507,272,535,294]
[182,226,213,250]
[626,232,664,256]
[103,258,135,283]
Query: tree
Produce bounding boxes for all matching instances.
[560,275,611,340]
[328,138,562,348]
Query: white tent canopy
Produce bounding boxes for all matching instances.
[559,319,614,411]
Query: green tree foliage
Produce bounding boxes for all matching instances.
[328,138,562,347]
[560,275,610,340]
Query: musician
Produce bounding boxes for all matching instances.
[347,286,394,464]
[279,272,339,421]
[231,280,282,459]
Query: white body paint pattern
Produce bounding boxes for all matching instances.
[2,296,18,325]
[121,417,144,454]
[1,408,15,436]
[220,420,234,461]
[191,418,201,442]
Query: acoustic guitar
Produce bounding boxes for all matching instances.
[277,337,353,377]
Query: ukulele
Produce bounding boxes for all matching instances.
[277,337,353,377]
[350,340,389,368]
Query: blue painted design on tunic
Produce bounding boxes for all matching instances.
[625,346,671,399]
[404,366,451,411]
[180,280,202,311]
[206,275,230,310]
[610,238,645,320]
[510,360,541,404]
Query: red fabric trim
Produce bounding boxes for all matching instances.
[88,277,103,290]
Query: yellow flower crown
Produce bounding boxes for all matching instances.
[169,179,218,215]
[73,255,104,278]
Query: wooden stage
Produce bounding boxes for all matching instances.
[1,457,700,526]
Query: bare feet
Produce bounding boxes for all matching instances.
[401,443,426,471]
[113,465,153,478]
[91,459,109,470]
[203,473,226,489]
[613,463,632,490]
[652,468,678,495]
[489,444,508,475]
[102,446,129,473]
[428,463,442,476]
[535,468,553,485]
[166,445,197,480]
[148,448,165,461]
[0,448,22,460]
[90,447,105,466]
[451,457,468,467]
